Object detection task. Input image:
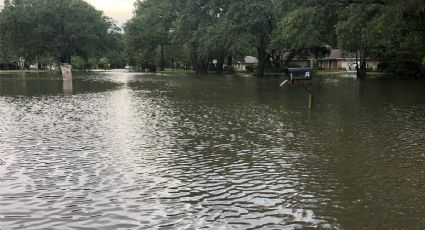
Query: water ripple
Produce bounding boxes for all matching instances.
[1,73,424,229]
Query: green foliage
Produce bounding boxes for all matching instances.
[245,65,256,73]
[335,0,425,77]
[224,65,236,74]
[395,34,425,77]
[71,56,86,70]
[98,57,110,69]
[2,0,424,77]
[273,6,334,54]
[0,0,120,65]
[124,0,176,71]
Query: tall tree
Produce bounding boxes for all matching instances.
[0,0,114,65]
[336,2,384,78]
[125,0,176,71]
[226,0,274,76]
[271,1,337,67]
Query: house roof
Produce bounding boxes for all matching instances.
[322,49,357,60]
[282,52,313,61]
[244,56,258,64]
[282,49,358,61]
[325,49,342,60]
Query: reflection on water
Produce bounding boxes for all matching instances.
[0,72,121,96]
[63,79,73,95]
[0,72,424,229]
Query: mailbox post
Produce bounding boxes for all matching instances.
[280,67,314,109]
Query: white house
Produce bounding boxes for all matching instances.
[235,56,258,71]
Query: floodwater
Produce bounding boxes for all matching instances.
[0,71,424,229]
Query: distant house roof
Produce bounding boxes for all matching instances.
[325,49,342,60]
[244,56,258,64]
[322,49,357,60]
[282,52,313,61]
[282,49,358,61]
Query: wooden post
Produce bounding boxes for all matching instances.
[308,92,313,110]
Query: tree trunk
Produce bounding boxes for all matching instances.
[256,17,273,77]
[357,47,367,79]
[160,44,165,71]
[190,45,198,71]
[216,51,225,74]
[356,50,360,78]
[197,58,208,75]
[256,45,267,77]
[60,52,71,64]
[227,55,233,66]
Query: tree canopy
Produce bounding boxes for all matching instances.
[1,0,424,77]
[123,0,424,78]
[0,0,122,67]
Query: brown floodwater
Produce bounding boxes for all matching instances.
[0,71,424,229]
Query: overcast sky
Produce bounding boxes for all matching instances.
[0,0,135,26]
[86,0,135,26]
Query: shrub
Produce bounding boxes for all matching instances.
[245,65,256,72]
[224,65,235,73]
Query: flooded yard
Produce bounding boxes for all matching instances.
[0,71,424,229]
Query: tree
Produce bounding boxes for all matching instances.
[226,0,274,76]
[123,0,424,78]
[0,0,115,65]
[336,3,384,78]
[125,0,176,72]
[172,0,230,74]
[369,0,425,77]
[269,0,339,71]
[335,0,425,78]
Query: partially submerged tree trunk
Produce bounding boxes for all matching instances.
[216,51,225,74]
[197,58,208,75]
[256,44,268,77]
[256,18,273,77]
[190,45,198,72]
[227,55,233,66]
[160,44,165,71]
[357,46,367,79]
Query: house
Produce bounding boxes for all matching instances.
[284,49,382,71]
[318,49,382,71]
[235,56,258,71]
[282,52,312,68]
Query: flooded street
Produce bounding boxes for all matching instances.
[0,71,424,229]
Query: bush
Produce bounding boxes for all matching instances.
[377,62,390,72]
[72,56,89,70]
[245,65,256,72]
[396,35,425,77]
[224,65,235,73]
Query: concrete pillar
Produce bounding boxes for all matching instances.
[61,64,72,80]
[63,78,73,94]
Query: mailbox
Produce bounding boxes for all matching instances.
[280,67,314,109]
[287,67,312,80]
